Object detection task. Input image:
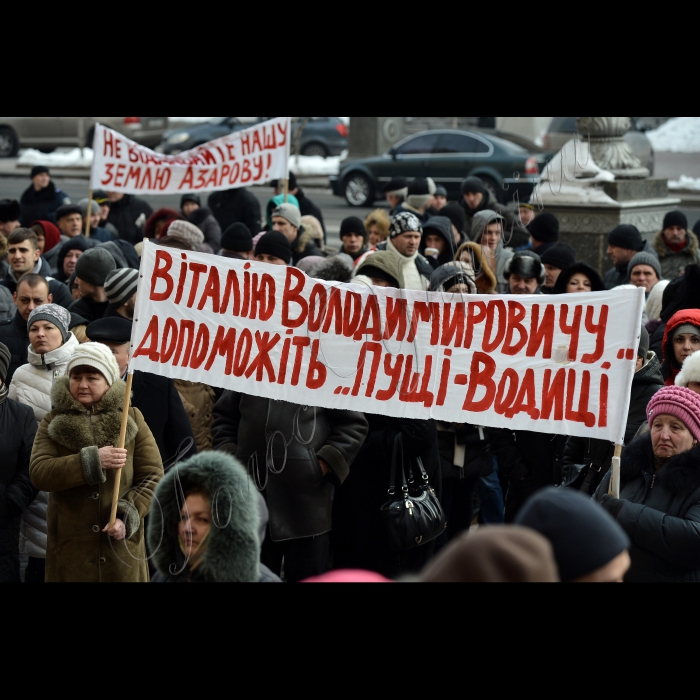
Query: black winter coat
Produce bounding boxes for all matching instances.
[562,353,664,491]
[0,311,31,385]
[595,436,700,582]
[490,429,567,522]
[212,392,368,542]
[332,415,442,578]
[131,371,197,467]
[106,195,153,245]
[437,423,493,481]
[20,182,71,226]
[0,394,38,582]
[208,188,262,236]
[67,297,110,323]
[1,259,73,310]
[296,188,326,239]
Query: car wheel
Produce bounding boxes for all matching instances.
[344,173,374,207]
[481,176,503,204]
[302,142,329,158]
[0,127,19,158]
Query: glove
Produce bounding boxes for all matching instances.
[600,495,625,519]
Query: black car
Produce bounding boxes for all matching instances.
[331,129,548,207]
[161,117,348,157]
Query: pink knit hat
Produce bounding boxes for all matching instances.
[647,386,700,442]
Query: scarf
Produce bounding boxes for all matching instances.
[386,239,426,291]
[663,234,688,254]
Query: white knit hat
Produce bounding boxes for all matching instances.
[676,351,700,389]
[67,342,121,386]
[167,220,204,249]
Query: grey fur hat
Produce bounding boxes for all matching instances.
[505,251,546,285]
[148,451,262,583]
[309,254,355,283]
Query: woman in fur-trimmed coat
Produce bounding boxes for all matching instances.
[30,346,163,583]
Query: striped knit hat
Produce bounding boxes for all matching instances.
[104,268,139,309]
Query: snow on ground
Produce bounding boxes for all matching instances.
[17,146,347,178]
[648,117,700,153]
[669,175,700,191]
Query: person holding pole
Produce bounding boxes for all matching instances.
[29,343,163,582]
[595,386,700,583]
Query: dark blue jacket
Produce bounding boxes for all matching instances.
[19,182,71,226]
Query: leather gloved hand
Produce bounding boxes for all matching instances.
[600,494,625,519]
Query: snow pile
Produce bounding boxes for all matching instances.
[535,138,616,205]
[648,117,700,153]
[18,148,93,168]
[669,175,700,192]
[289,151,347,177]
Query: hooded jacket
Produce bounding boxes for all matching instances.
[149,452,265,583]
[20,182,71,226]
[209,188,262,236]
[661,309,700,386]
[471,210,514,294]
[29,377,164,582]
[421,216,457,269]
[429,262,477,295]
[653,229,700,281]
[454,242,498,294]
[9,333,80,559]
[187,207,222,254]
[461,190,530,249]
[562,351,664,491]
[595,436,700,582]
[212,393,368,542]
[603,240,659,290]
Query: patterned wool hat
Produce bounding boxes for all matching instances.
[647,386,700,443]
[27,304,71,342]
[390,212,423,238]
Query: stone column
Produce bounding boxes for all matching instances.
[348,118,404,158]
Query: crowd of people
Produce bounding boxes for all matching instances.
[2,162,700,584]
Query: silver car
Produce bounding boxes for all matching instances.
[543,117,655,175]
[0,117,169,157]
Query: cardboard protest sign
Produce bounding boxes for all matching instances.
[129,243,645,444]
[90,118,290,195]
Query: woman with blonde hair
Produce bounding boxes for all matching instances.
[364,209,391,248]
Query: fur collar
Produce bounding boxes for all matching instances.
[653,229,700,260]
[48,376,138,452]
[622,435,700,495]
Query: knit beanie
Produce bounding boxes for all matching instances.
[27,304,71,342]
[0,342,11,384]
[663,210,688,232]
[638,326,650,360]
[30,166,49,179]
[676,351,700,388]
[272,203,302,229]
[74,247,117,287]
[340,216,367,242]
[255,231,292,265]
[0,199,20,224]
[441,201,467,235]
[271,172,298,192]
[78,199,100,218]
[461,176,486,196]
[381,177,408,195]
[527,212,560,244]
[647,386,700,442]
[104,268,139,309]
[515,488,630,583]
[608,225,644,251]
[539,243,576,272]
[390,212,423,238]
[628,252,662,282]
[221,223,253,253]
[67,342,121,386]
[180,193,201,208]
[167,221,205,250]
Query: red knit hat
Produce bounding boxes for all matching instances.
[647,386,700,443]
[32,220,62,253]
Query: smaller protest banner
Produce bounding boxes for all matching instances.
[90,117,291,195]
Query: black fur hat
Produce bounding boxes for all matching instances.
[504,251,546,285]
[0,199,20,224]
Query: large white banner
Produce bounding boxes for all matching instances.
[129,243,645,445]
[90,118,290,195]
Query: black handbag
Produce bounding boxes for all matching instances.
[381,434,447,552]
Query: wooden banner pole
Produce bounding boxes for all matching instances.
[284,178,289,204]
[609,444,622,499]
[85,189,93,238]
[109,372,134,528]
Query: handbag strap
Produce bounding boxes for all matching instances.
[388,433,409,498]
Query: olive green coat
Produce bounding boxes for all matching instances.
[30,377,163,583]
